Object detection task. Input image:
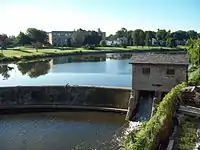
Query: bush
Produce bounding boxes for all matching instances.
[82,44,96,50]
[122,43,127,48]
[100,40,106,47]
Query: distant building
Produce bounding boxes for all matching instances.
[105,37,127,46]
[97,28,106,40]
[48,29,106,46]
[152,38,159,46]
[48,31,74,46]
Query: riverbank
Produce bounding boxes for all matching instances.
[0,46,185,63]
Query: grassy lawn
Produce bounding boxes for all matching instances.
[0,46,185,62]
[2,47,90,58]
[97,46,183,50]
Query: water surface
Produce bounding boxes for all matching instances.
[0,53,132,87]
[0,112,126,150]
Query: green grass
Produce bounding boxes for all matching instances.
[0,46,185,62]
[178,120,197,150]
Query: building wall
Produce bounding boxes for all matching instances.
[50,31,73,46]
[132,64,188,92]
[48,32,53,45]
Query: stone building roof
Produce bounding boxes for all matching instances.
[130,52,189,65]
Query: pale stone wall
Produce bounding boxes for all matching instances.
[132,64,188,92]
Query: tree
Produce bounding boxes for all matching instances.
[132,29,140,46]
[171,30,188,41]
[145,31,151,46]
[145,31,156,46]
[71,29,86,47]
[16,32,31,46]
[100,40,106,47]
[166,38,177,48]
[26,28,48,45]
[156,29,168,46]
[83,31,101,46]
[139,30,145,47]
[116,27,128,38]
[187,30,198,40]
[127,30,133,46]
[187,38,200,66]
[0,34,8,52]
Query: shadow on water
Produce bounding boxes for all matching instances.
[0,64,14,80]
[17,59,53,78]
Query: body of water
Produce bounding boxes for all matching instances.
[0,53,132,87]
[0,112,126,150]
[0,53,152,150]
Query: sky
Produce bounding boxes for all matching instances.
[0,0,199,36]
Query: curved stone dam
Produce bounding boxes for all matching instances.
[0,85,131,150]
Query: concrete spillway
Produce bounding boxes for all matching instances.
[132,91,154,121]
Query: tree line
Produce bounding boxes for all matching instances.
[1,27,200,49]
[107,28,200,47]
[0,28,103,49]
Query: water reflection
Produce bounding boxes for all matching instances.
[53,54,106,64]
[0,53,133,87]
[17,59,53,78]
[0,65,14,80]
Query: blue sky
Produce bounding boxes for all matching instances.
[0,0,199,36]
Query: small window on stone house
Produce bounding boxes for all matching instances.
[166,69,175,75]
[142,68,150,74]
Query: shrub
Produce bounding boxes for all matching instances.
[82,44,95,50]
[100,40,106,47]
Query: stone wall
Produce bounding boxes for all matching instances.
[0,85,131,109]
[132,64,188,92]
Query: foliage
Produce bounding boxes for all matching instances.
[82,44,95,50]
[178,120,197,150]
[132,29,145,46]
[186,38,200,66]
[100,40,106,47]
[16,32,31,46]
[145,31,154,46]
[0,34,8,50]
[26,28,48,44]
[187,30,198,40]
[166,38,177,47]
[188,67,200,85]
[122,82,187,150]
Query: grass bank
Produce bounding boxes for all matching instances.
[0,46,184,63]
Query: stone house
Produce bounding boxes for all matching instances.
[130,52,189,101]
[126,52,189,120]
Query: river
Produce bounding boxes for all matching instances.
[0,53,149,150]
[0,53,132,87]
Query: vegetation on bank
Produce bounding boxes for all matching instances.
[178,119,197,150]
[122,82,187,150]
[0,46,184,62]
